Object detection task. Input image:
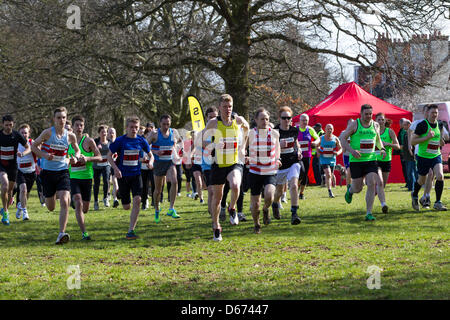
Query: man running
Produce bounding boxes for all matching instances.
[107,116,152,239]
[340,104,387,221]
[248,108,281,233]
[107,127,120,208]
[203,94,249,241]
[0,115,30,226]
[68,115,102,240]
[31,107,80,243]
[272,106,302,225]
[375,113,400,212]
[410,104,447,211]
[296,114,320,199]
[148,114,182,223]
[317,124,342,198]
[15,124,37,221]
[93,124,111,210]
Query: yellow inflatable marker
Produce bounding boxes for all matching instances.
[188,95,205,132]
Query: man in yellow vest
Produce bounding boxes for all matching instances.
[339,104,386,221]
[203,94,249,241]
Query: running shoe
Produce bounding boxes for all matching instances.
[278,201,284,210]
[113,199,119,208]
[291,213,301,225]
[263,208,271,225]
[345,185,352,204]
[229,208,239,225]
[213,227,222,241]
[281,193,287,203]
[254,224,261,234]
[238,212,247,222]
[94,201,99,211]
[365,213,376,221]
[200,199,205,204]
[433,201,447,211]
[103,198,110,208]
[22,208,29,221]
[126,230,138,240]
[167,208,181,219]
[16,202,22,219]
[411,192,420,211]
[177,193,181,197]
[299,193,304,200]
[272,203,281,220]
[1,209,10,226]
[420,196,431,209]
[382,204,389,214]
[328,190,335,198]
[155,209,161,223]
[82,232,91,241]
[186,193,191,198]
[193,192,199,200]
[55,232,70,244]
[219,206,226,221]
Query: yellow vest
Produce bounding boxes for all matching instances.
[215,117,239,168]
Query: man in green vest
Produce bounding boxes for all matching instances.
[339,104,386,221]
[68,115,102,240]
[410,104,447,211]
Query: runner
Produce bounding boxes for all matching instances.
[272,106,302,225]
[15,124,37,221]
[248,108,281,233]
[0,115,30,226]
[148,114,183,223]
[203,94,249,241]
[317,124,342,198]
[340,104,387,221]
[192,130,205,204]
[31,107,80,243]
[375,113,400,212]
[200,107,218,217]
[93,124,111,210]
[107,116,152,239]
[107,127,120,208]
[68,115,102,240]
[340,119,354,186]
[140,128,154,210]
[410,104,447,211]
[296,114,320,199]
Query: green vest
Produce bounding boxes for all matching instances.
[418,120,441,159]
[311,129,324,156]
[349,119,377,162]
[377,127,392,162]
[68,135,94,179]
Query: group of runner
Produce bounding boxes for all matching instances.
[0,97,446,243]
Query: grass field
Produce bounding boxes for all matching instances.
[0,182,448,300]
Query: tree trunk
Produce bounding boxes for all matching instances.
[223,1,251,120]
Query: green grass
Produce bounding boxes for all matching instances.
[1,182,449,300]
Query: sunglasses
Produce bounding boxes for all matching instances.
[281,116,292,120]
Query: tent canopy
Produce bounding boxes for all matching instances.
[292,82,413,183]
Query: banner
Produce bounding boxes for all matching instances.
[188,95,205,132]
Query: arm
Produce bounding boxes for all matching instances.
[84,137,102,163]
[107,150,121,179]
[273,130,281,167]
[374,122,387,159]
[339,121,359,158]
[31,129,53,160]
[388,129,401,150]
[236,115,249,131]
[202,118,218,149]
[334,137,343,156]
[68,133,81,159]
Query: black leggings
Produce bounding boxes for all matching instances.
[221,179,244,213]
[141,169,155,203]
[299,157,310,186]
[93,167,111,202]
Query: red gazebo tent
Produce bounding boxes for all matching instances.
[292,82,413,183]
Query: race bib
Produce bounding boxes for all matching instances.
[359,139,374,154]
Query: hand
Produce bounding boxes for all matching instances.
[297,152,303,160]
[428,130,435,139]
[350,149,361,159]
[147,162,153,170]
[69,156,77,165]
[409,148,413,156]
[17,152,23,158]
[46,153,55,161]
[114,167,122,179]
[78,154,87,164]
[381,149,387,160]
[276,159,282,168]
